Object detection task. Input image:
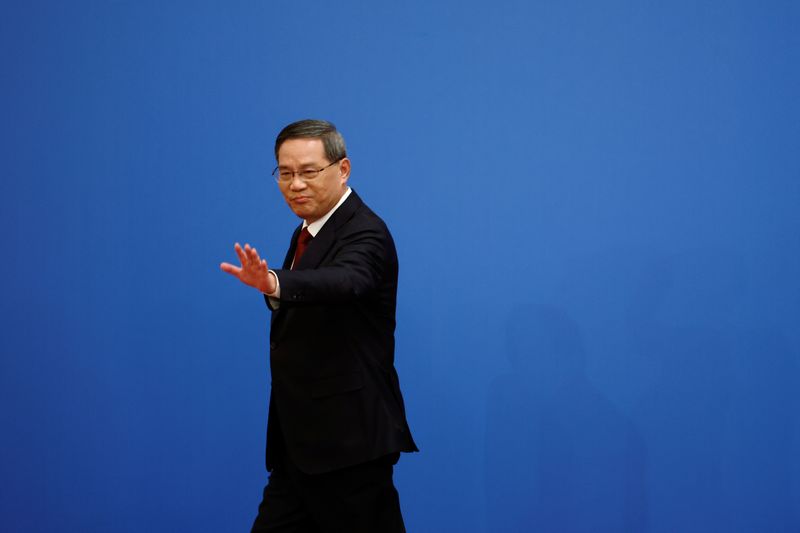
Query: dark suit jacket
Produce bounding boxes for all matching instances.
[264,190,417,475]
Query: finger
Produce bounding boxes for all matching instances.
[250,247,261,264]
[244,243,257,265]
[220,262,242,276]
[235,243,248,265]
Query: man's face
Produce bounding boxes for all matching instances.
[276,138,350,223]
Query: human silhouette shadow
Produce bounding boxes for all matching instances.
[485,304,647,532]
[626,249,750,532]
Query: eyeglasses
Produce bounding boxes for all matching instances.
[272,159,342,184]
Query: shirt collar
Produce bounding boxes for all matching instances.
[303,187,352,237]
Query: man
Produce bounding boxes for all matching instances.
[220,119,417,532]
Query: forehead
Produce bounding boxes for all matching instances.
[277,138,327,165]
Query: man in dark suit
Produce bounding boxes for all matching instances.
[221,119,417,532]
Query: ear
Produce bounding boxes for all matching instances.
[338,158,351,183]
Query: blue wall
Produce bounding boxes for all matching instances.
[2,1,799,531]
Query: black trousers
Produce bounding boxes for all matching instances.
[251,453,405,533]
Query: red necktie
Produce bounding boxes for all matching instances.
[292,227,313,269]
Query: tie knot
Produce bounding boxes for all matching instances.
[298,227,313,245]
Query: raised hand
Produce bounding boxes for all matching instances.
[220,243,277,294]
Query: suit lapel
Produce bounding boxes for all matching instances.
[282,225,303,269]
[293,190,363,270]
[271,225,302,327]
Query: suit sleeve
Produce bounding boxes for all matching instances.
[270,222,394,304]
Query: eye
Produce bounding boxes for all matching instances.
[279,170,293,179]
[300,169,319,179]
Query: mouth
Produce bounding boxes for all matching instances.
[291,196,310,204]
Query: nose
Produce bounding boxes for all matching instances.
[289,174,307,190]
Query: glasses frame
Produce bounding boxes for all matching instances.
[272,158,343,184]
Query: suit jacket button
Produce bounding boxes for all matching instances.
[270,342,276,350]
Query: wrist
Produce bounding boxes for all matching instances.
[264,270,278,295]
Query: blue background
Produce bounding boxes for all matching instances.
[2,1,799,531]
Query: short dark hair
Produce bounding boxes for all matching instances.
[274,119,347,163]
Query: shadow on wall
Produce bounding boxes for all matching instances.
[621,249,800,532]
[484,304,647,533]
[543,246,800,532]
